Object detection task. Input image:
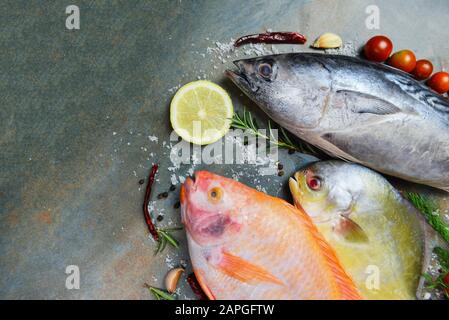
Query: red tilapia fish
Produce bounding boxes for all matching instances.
[180,171,362,300]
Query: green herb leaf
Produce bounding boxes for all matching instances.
[159,230,179,249]
[145,284,175,300]
[435,247,449,272]
[230,109,320,155]
[154,237,163,255]
[154,226,183,255]
[160,226,183,232]
[160,237,168,253]
[406,192,449,299]
[405,192,449,245]
[422,272,449,299]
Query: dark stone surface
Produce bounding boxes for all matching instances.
[1,0,448,299]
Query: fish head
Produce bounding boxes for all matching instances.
[289,161,364,222]
[226,53,332,130]
[180,171,245,247]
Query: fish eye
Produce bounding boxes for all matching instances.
[208,187,223,203]
[306,175,322,191]
[258,63,273,79]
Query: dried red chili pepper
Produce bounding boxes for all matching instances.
[234,31,307,47]
[143,164,159,241]
[187,273,208,300]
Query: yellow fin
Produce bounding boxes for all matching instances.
[334,216,369,243]
[216,251,284,286]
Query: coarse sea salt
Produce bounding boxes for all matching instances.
[148,135,158,142]
[165,253,176,269]
[170,174,178,185]
[325,41,358,56]
[214,40,235,54]
[168,84,181,94]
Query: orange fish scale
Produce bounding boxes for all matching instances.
[184,171,362,300]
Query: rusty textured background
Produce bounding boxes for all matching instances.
[1,0,448,299]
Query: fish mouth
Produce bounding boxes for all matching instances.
[180,174,196,226]
[225,61,259,93]
[289,174,305,210]
[181,175,195,202]
[181,172,234,243]
[182,173,225,236]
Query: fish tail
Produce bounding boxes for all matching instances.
[288,202,363,300]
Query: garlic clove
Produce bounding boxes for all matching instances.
[312,33,342,49]
[165,267,184,293]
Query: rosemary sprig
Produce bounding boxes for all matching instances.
[435,247,449,272]
[230,109,319,155]
[144,283,175,300]
[405,192,449,245]
[406,192,449,299]
[154,226,183,255]
[423,270,449,299]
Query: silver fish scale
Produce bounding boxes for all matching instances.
[385,73,449,115]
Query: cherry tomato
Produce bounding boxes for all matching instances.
[427,71,449,94]
[412,59,433,80]
[363,35,393,62]
[388,50,417,73]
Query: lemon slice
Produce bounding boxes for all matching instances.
[170,80,234,145]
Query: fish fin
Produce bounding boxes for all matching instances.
[313,135,359,163]
[286,204,362,299]
[216,251,284,286]
[336,89,403,116]
[333,216,369,243]
[194,269,216,300]
[307,230,362,299]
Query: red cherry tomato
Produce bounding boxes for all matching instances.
[364,35,393,62]
[388,50,417,73]
[412,60,433,80]
[427,71,449,94]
